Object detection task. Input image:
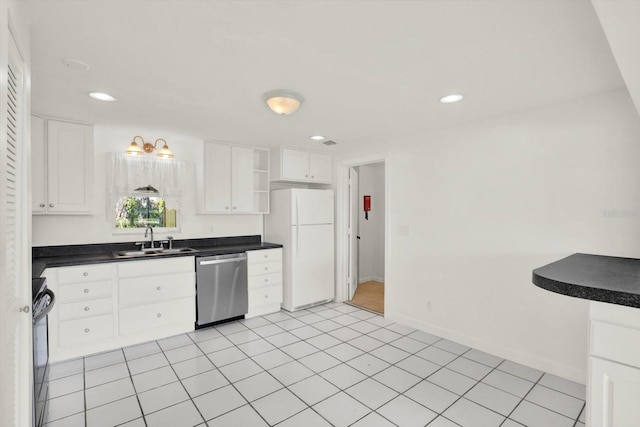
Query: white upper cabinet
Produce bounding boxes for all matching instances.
[31,116,46,213]
[202,142,232,212]
[271,147,332,184]
[281,148,310,181]
[309,152,332,183]
[199,141,269,214]
[31,116,94,215]
[230,145,254,212]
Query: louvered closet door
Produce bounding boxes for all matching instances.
[0,31,28,427]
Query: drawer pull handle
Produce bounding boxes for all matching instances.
[84,289,89,293]
[156,286,162,291]
[84,307,90,311]
[157,313,162,318]
[264,278,268,282]
[264,267,268,271]
[264,255,268,258]
[49,203,54,208]
[39,203,45,207]
[84,328,90,333]
[83,272,88,277]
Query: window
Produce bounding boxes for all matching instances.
[114,186,177,229]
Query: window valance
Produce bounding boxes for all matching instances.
[107,154,186,222]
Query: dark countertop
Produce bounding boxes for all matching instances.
[532,253,640,309]
[33,235,282,279]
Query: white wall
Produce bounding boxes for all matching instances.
[382,90,640,383]
[357,163,385,283]
[32,125,263,246]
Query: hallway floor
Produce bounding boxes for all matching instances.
[44,302,586,427]
[347,281,384,314]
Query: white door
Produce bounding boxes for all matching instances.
[348,168,359,299]
[1,30,30,427]
[309,152,332,183]
[281,148,309,181]
[291,224,335,308]
[292,189,334,225]
[46,120,92,213]
[230,145,254,212]
[203,142,231,212]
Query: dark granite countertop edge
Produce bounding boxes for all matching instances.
[532,271,640,309]
[33,239,282,279]
[532,253,640,309]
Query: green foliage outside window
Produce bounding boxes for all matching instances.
[115,196,166,228]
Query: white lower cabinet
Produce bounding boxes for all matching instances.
[46,263,118,362]
[117,257,195,341]
[46,256,196,362]
[589,356,640,426]
[246,248,283,318]
[588,301,640,427]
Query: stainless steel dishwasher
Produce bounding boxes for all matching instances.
[196,253,248,328]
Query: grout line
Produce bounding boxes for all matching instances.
[46,302,585,427]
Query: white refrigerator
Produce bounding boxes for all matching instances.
[265,189,335,311]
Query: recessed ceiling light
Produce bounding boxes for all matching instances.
[61,58,90,71]
[88,92,117,102]
[440,94,464,104]
[310,135,325,141]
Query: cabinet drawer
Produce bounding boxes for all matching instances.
[247,249,282,264]
[58,264,113,284]
[119,273,195,306]
[58,280,113,302]
[119,297,194,335]
[591,320,640,367]
[58,314,114,347]
[248,261,281,276]
[248,272,282,290]
[58,297,113,321]
[118,257,194,278]
[249,285,282,310]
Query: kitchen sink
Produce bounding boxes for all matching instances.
[113,247,198,258]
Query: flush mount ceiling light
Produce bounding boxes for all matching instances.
[125,135,174,159]
[439,94,464,104]
[263,89,304,115]
[310,135,326,141]
[88,92,117,102]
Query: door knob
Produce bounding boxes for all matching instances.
[19,305,30,313]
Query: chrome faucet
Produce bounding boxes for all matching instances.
[144,226,155,249]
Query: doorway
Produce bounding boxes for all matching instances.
[335,154,387,315]
[347,163,385,313]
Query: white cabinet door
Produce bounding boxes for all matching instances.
[203,142,231,212]
[589,356,640,427]
[282,148,310,181]
[231,145,254,212]
[46,120,93,213]
[309,152,332,183]
[31,116,46,213]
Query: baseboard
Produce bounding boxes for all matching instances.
[387,312,586,385]
[358,276,384,284]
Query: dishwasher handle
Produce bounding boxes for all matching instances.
[198,254,247,266]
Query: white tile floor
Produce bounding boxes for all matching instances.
[44,302,587,427]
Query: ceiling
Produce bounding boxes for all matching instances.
[26,0,625,155]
